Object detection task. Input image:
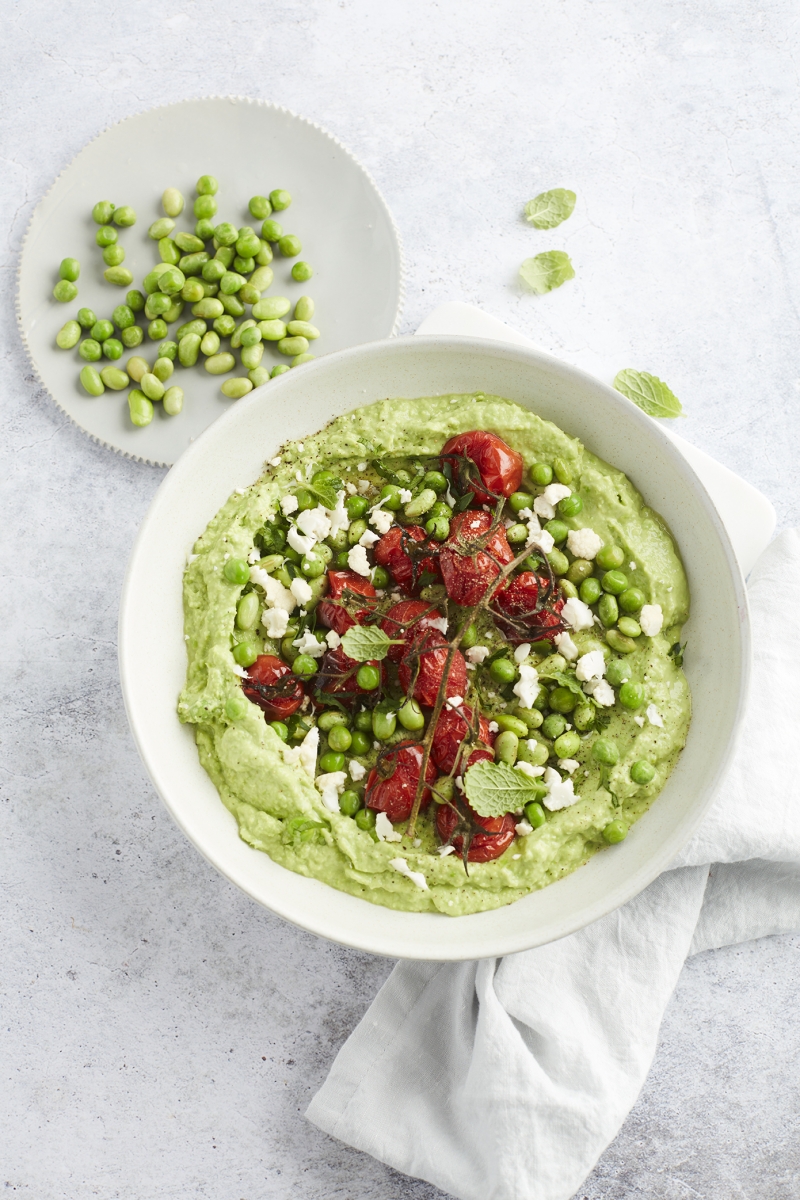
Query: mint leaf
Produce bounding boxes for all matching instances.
[340,625,400,662]
[464,759,542,819]
[539,669,584,698]
[613,370,684,418]
[520,251,575,295]
[524,189,576,230]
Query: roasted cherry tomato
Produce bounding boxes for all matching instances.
[398,626,468,708]
[317,569,377,636]
[317,645,383,704]
[365,742,438,823]
[440,430,523,504]
[432,704,494,775]
[373,524,440,592]
[439,510,515,607]
[494,570,565,643]
[436,801,517,863]
[380,599,444,662]
[242,654,305,721]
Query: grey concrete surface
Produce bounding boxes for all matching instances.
[1,2,798,1196]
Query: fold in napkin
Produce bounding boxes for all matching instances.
[307,530,800,1200]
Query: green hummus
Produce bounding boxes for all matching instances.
[178,393,690,915]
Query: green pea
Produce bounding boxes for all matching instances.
[194,175,217,197]
[630,759,655,785]
[495,730,519,765]
[289,649,315,677]
[489,658,517,684]
[236,283,259,307]
[592,737,619,766]
[349,730,371,756]
[355,808,376,831]
[597,593,619,628]
[372,709,396,739]
[339,497,365,525]
[113,205,136,227]
[292,261,313,281]
[53,280,78,302]
[558,494,583,518]
[102,243,125,267]
[325,724,351,753]
[554,731,581,758]
[460,623,478,650]
[192,298,225,319]
[102,338,123,360]
[59,256,80,282]
[603,819,629,844]
[572,703,595,731]
[505,523,529,545]
[220,557,248,586]
[253,296,292,321]
[79,365,104,396]
[99,366,129,390]
[425,516,450,541]
[338,790,361,817]
[211,316,235,340]
[144,293,170,319]
[531,463,553,487]
[110,304,133,331]
[200,331,220,356]
[358,664,381,691]
[162,188,184,217]
[404,488,437,519]
[261,218,284,241]
[375,485,399,511]
[241,343,264,370]
[236,230,261,258]
[225,695,250,721]
[300,552,324,578]
[149,217,175,240]
[202,259,226,284]
[147,319,167,341]
[232,641,258,668]
[350,710,370,735]
[565,559,592,585]
[549,687,577,714]
[271,364,290,378]
[295,489,315,512]
[178,334,201,367]
[239,326,261,349]
[580,577,602,605]
[158,340,178,361]
[128,389,153,427]
[212,224,236,249]
[606,659,631,687]
[541,713,567,740]
[277,234,301,258]
[162,386,183,416]
[220,377,252,399]
[56,320,81,349]
[523,739,550,766]
[220,293,245,317]
[232,256,254,276]
[547,548,569,576]
[545,519,569,544]
[495,714,530,738]
[398,699,425,731]
[524,800,547,828]
[218,271,244,296]
[230,320,256,349]
[78,338,102,362]
[77,307,97,328]
[371,565,390,587]
[596,544,625,570]
[248,195,272,220]
[606,629,638,655]
[619,587,645,613]
[619,681,645,710]
[96,225,118,247]
[160,267,187,297]
[92,200,115,225]
[505,492,531,514]
[104,267,133,286]
[617,617,642,638]
[121,325,144,348]
[552,457,573,485]
[193,194,218,220]
[204,352,235,375]
[264,188,288,212]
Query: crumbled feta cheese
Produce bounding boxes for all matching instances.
[646,703,664,728]
[345,482,357,495]
[512,662,540,709]
[533,495,555,520]
[230,663,248,678]
[290,577,313,606]
[503,516,516,530]
[357,461,367,471]
[250,566,297,613]
[455,775,464,791]
[558,758,580,774]
[325,630,341,650]
[466,645,490,664]
[543,766,579,811]
[576,649,606,682]
[562,597,594,632]
[357,479,371,494]
[634,715,645,727]
[270,456,282,466]
[566,528,604,560]
[584,678,615,706]
[640,604,664,637]
[423,615,449,635]
[512,854,521,860]
[327,490,350,537]
[369,506,394,535]
[281,495,299,516]
[399,488,413,503]
[359,529,381,548]
[347,544,372,576]
[375,812,402,842]
[514,761,537,778]
[247,547,261,565]
[315,770,348,812]
[295,470,303,482]
[513,642,532,663]
[287,526,315,557]
[554,632,579,662]
[445,487,457,508]
[296,442,304,452]
[543,483,571,507]
[446,694,464,710]
[437,845,455,857]
[488,720,499,733]
[530,528,555,554]
[515,820,534,836]
[297,505,332,542]
[629,562,636,570]
[282,726,319,778]
[389,857,429,889]
[348,759,366,782]
[262,607,289,638]
[293,630,326,658]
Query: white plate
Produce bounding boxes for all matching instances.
[119,336,749,961]
[17,97,404,467]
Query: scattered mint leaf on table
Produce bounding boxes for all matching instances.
[340,625,400,662]
[613,369,684,418]
[464,759,542,819]
[524,189,576,229]
[519,251,575,295]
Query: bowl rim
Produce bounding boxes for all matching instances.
[119,334,750,959]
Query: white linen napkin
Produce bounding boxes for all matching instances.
[306,529,800,1200]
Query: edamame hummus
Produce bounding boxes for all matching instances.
[178,393,690,915]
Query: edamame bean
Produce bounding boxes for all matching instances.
[149,217,175,240]
[619,587,645,613]
[541,713,567,740]
[286,320,320,340]
[145,292,171,319]
[292,261,313,281]
[56,320,81,349]
[294,295,315,322]
[92,200,115,225]
[241,342,264,370]
[506,523,528,545]
[460,623,478,650]
[261,218,283,241]
[178,333,201,367]
[53,280,78,302]
[495,714,529,737]
[164,296,185,323]
[603,819,628,844]
[158,340,178,361]
[79,365,104,395]
[59,257,80,282]
[495,731,519,765]
[180,251,210,276]
[397,699,425,731]
[152,357,174,383]
[121,325,144,348]
[177,319,207,339]
[191,298,224,319]
[147,319,167,340]
[553,457,573,485]
[205,352,235,375]
[404,488,437,519]
[158,236,180,264]
[196,174,218,195]
[220,293,245,317]
[547,548,569,575]
[277,335,309,356]
[524,801,547,828]
[630,759,655,785]
[515,706,544,730]
[258,318,287,340]
[221,377,253,399]
[202,259,227,283]
[220,271,246,295]
[174,231,205,254]
[126,356,150,382]
[326,724,353,753]
[371,707,396,738]
[96,226,118,247]
[523,739,550,766]
[554,731,581,758]
[572,703,595,731]
[193,194,217,219]
[102,338,123,360]
[560,580,578,599]
[248,265,274,293]
[545,519,569,544]
[592,737,619,766]
[269,188,291,211]
[596,544,625,570]
[230,320,256,349]
[606,659,631,687]
[104,267,133,286]
[347,519,368,545]
[567,558,594,585]
[181,278,205,302]
[249,195,272,220]
[240,326,262,348]
[253,296,292,321]
[113,206,136,227]
[617,617,641,638]
[162,188,184,217]
[597,593,619,627]
[162,385,183,416]
[271,364,290,377]
[99,366,129,390]
[77,307,97,327]
[606,629,638,654]
[238,283,261,306]
[549,686,577,714]
[79,338,102,362]
[579,577,602,605]
[140,372,164,401]
[248,366,270,388]
[255,239,273,266]
[200,331,221,356]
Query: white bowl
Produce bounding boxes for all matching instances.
[119,336,749,960]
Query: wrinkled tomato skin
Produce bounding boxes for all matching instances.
[374,525,440,592]
[398,627,468,708]
[436,802,517,863]
[365,743,437,823]
[243,654,305,721]
[380,599,443,662]
[317,570,376,636]
[495,571,565,643]
[317,645,383,705]
[439,511,515,607]
[432,704,494,775]
[440,431,523,504]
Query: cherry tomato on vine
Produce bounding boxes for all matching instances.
[398,626,468,709]
[439,511,514,607]
[380,599,443,662]
[440,430,523,503]
[436,801,517,863]
[432,704,494,775]
[373,524,440,592]
[317,569,376,636]
[365,742,437,823]
[242,654,305,721]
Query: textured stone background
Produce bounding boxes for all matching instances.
[2,2,798,1197]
